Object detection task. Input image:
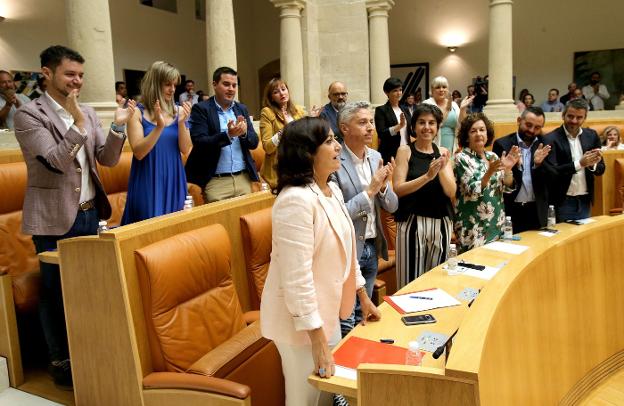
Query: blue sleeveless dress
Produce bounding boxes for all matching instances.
[121,105,187,225]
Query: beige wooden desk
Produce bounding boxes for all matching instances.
[37,250,59,265]
[310,216,624,405]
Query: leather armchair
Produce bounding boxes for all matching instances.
[610,158,624,215]
[134,223,284,406]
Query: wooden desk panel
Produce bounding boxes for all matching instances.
[310,217,624,406]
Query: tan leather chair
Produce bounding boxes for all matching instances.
[240,207,272,310]
[134,223,284,406]
[377,208,397,296]
[611,158,624,215]
[240,207,388,308]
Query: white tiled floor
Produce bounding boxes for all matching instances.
[0,388,62,406]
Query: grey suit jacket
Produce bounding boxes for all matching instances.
[333,146,399,260]
[14,95,125,236]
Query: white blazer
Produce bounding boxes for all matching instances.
[260,181,365,346]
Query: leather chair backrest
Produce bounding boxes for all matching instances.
[0,161,27,215]
[615,159,624,209]
[250,144,264,173]
[380,208,396,251]
[134,223,246,373]
[239,207,272,310]
[98,151,132,195]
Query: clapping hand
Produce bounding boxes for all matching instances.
[368,160,391,198]
[309,105,321,118]
[426,156,444,180]
[485,155,503,176]
[533,143,551,166]
[460,95,475,110]
[500,145,520,171]
[580,148,602,167]
[152,99,166,128]
[114,98,137,126]
[66,89,86,128]
[178,101,192,124]
[227,115,247,137]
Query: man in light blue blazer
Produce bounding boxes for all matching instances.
[333,101,398,336]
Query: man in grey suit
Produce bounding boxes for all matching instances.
[333,101,398,336]
[14,45,135,389]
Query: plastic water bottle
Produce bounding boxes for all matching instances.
[183,198,193,211]
[405,341,423,366]
[186,195,194,207]
[261,182,270,191]
[447,244,458,270]
[503,216,513,240]
[97,220,109,235]
[547,205,556,227]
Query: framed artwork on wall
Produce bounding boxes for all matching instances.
[390,63,430,103]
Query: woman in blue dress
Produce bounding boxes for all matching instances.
[121,61,192,225]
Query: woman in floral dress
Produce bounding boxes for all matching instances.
[454,113,519,252]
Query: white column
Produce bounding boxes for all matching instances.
[206,0,238,95]
[65,0,117,118]
[366,0,394,105]
[271,0,306,105]
[483,0,517,118]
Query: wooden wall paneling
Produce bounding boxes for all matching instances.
[58,236,144,406]
[0,274,23,386]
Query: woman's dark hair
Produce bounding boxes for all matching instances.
[457,113,495,148]
[410,103,443,132]
[383,77,403,93]
[276,117,331,194]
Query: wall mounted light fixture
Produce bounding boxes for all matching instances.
[447,46,457,53]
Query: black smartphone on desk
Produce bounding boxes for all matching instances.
[401,314,436,326]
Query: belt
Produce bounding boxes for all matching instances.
[213,170,246,178]
[565,194,589,200]
[513,201,536,206]
[78,199,95,211]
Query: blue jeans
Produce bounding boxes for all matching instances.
[32,208,99,362]
[556,195,591,222]
[340,239,377,338]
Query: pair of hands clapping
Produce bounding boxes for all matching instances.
[367,158,396,198]
[150,99,192,128]
[425,148,451,180]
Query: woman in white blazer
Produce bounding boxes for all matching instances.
[260,117,381,406]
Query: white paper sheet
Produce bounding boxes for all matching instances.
[334,365,357,381]
[387,288,461,314]
[574,218,596,224]
[482,241,529,255]
[538,231,557,237]
[443,263,502,280]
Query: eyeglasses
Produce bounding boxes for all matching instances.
[331,92,348,97]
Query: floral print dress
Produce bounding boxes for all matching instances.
[454,148,513,252]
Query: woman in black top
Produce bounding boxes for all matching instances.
[392,103,456,287]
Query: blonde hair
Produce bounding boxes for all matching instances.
[600,126,621,146]
[431,76,449,90]
[140,61,181,117]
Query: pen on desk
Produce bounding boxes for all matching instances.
[410,296,433,300]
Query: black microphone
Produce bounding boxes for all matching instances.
[432,328,459,359]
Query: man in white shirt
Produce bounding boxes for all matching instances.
[179,79,199,105]
[581,72,610,111]
[544,98,605,221]
[14,45,136,389]
[333,101,398,337]
[0,70,32,129]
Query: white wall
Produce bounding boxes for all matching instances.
[388,0,624,106]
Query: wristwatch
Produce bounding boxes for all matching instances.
[110,122,126,134]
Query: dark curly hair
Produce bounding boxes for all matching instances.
[457,113,495,148]
[410,103,444,133]
[276,117,331,194]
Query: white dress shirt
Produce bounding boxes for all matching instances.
[563,126,588,196]
[344,144,377,239]
[581,84,610,111]
[391,105,408,145]
[45,92,96,203]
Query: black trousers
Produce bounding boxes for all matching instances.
[508,201,541,234]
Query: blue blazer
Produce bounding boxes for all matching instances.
[319,103,341,137]
[333,146,398,260]
[186,96,259,188]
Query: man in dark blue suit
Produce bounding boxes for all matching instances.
[186,67,259,202]
[492,107,552,233]
[319,81,348,140]
[544,99,605,221]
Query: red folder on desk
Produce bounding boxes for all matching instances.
[333,336,408,369]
